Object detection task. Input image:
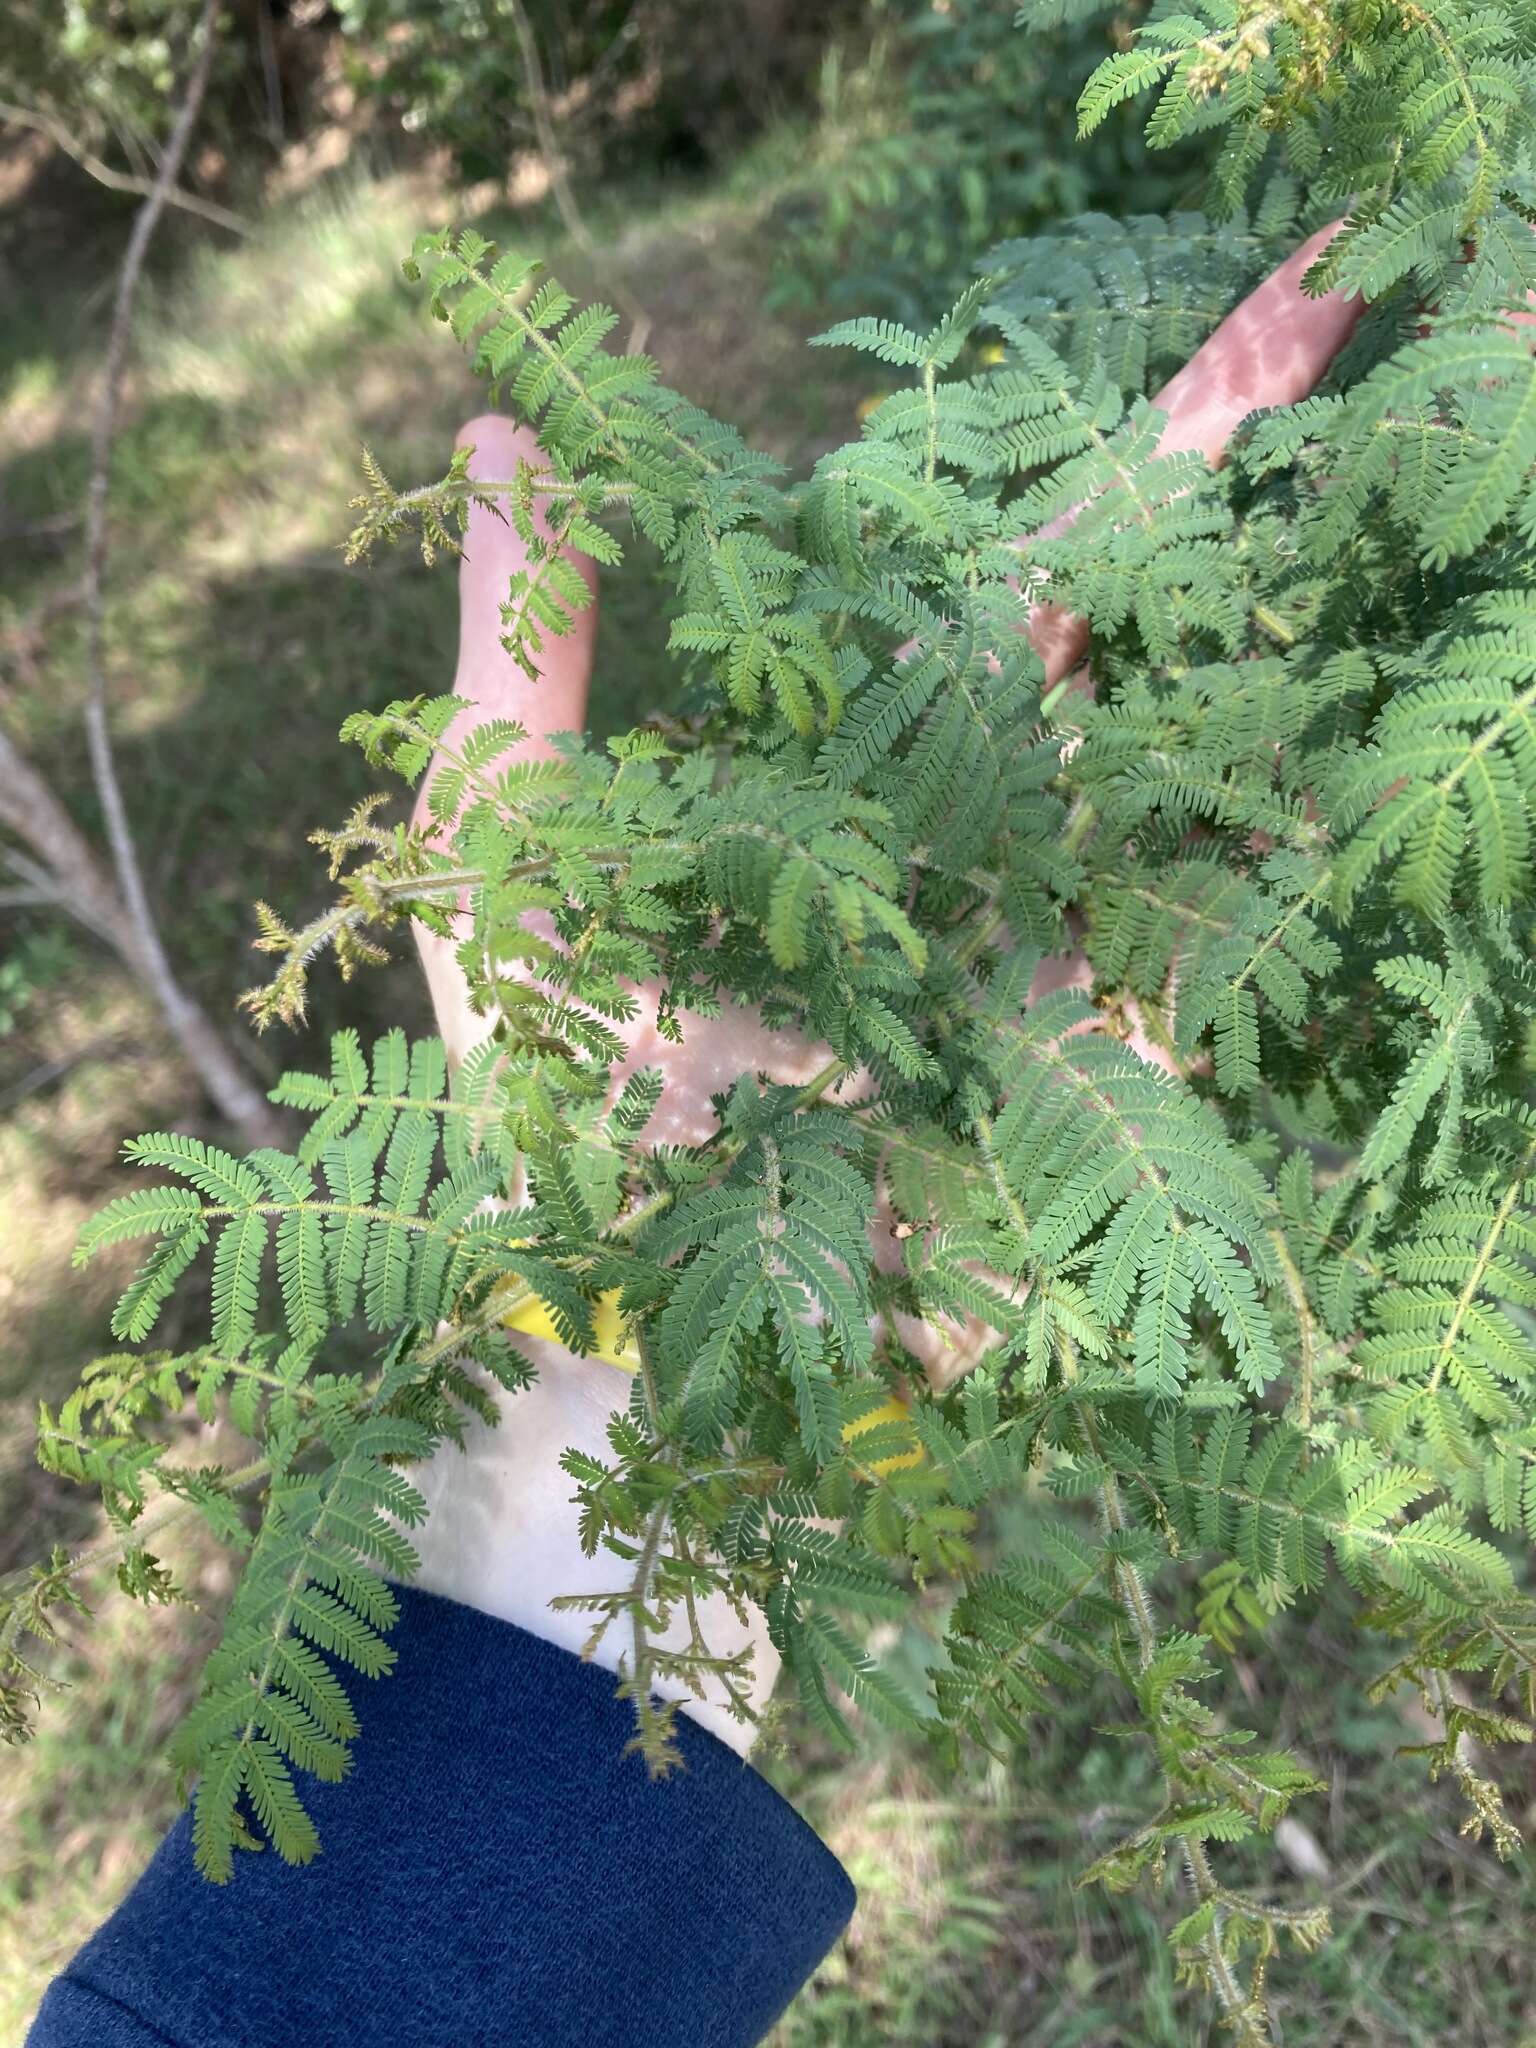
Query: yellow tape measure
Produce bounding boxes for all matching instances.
[503,1288,922,1475]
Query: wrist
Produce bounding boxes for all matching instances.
[408,1336,779,1756]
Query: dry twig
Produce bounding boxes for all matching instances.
[505,0,652,353]
[0,0,278,1146]
[0,95,251,235]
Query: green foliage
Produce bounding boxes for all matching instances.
[986,186,1303,393]
[773,0,1204,323]
[0,0,216,154]
[331,0,855,185]
[1060,0,1534,237]
[12,7,1536,2037]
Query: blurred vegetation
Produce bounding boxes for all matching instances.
[766,0,1205,324]
[332,0,862,181]
[1,3,1533,2041]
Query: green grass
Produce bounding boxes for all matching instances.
[0,1514,225,2040]
[763,1508,1536,2046]
[3,123,1534,2048]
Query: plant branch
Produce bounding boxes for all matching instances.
[504,0,652,353]
[72,0,279,1147]
[0,96,251,235]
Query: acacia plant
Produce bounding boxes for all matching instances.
[10,1,1536,2036]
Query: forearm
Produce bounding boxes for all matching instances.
[28,1586,852,2048]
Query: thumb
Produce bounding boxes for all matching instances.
[451,413,599,758]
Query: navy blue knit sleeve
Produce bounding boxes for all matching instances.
[28,1584,853,2048]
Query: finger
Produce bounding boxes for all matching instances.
[1030,600,1092,696]
[449,413,599,765]
[1150,219,1361,463]
[1028,219,1363,695]
[414,416,598,1063]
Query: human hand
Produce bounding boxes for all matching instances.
[406,236,1363,1750]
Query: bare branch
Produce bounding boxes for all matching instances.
[255,0,286,146]
[0,728,279,1143]
[0,95,251,236]
[44,0,279,1147]
[0,728,135,946]
[504,0,651,354]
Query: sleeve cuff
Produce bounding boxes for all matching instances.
[30,1584,853,2048]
